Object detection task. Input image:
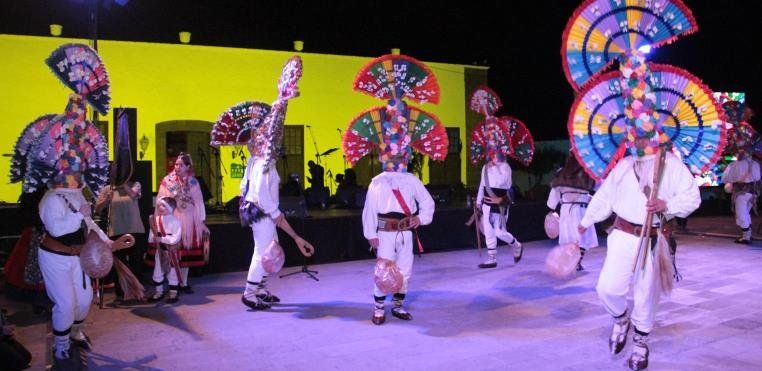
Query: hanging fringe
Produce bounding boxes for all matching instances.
[113,259,145,301]
[652,232,675,299]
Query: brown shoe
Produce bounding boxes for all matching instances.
[372,314,386,325]
[372,308,386,325]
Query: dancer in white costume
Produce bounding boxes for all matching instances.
[27,43,113,365]
[211,56,315,310]
[343,54,448,325]
[721,149,760,244]
[467,87,533,268]
[546,154,598,270]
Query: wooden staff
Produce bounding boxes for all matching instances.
[633,148,667,274]
[465,196,483,256]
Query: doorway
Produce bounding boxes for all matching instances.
[155,120,221,207]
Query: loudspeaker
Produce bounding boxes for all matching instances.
[133,161,153,221]
[280,196,309,218]
[225,196,241,215]
[112,108,137,163]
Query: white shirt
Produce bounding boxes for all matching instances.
[722,158,761,184]
[39,188,86,237]
[476,162,512,205]
[241,157,281,219]
[580,152,700,227]
[546,186,592,209]
[148,214,181,245]
[362,172,436,240]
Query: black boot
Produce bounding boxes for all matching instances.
[478,251,497,268]
[391,293,412,320]
[576,248,586,271]
[511,239,524,263]
[241,295,271,310]
[254,278,280,303]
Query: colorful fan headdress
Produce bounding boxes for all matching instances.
[344,54,448,172]
[468,87,534,166]
[561,0,698,91]
[18,44,111,192]
[211,101,271,147]
[46,43,111,115]
[717,98,757,156]
[563,0,726,180]
[9,114,57,184]
[26,95,110,191]
[211,56,302,172]
[568,64,726,180]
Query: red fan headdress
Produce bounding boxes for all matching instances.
[468,87,534,166]
[344,54,447,172]
[211,56,302,172]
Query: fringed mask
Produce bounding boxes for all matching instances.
[619,50,669,157]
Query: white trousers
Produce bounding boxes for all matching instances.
[38,249,92,334]
[246,217,277,285]
[559,204,598,248]
[151,250,188,287]
[374,230,414,297]
[481,205,515,251]
[596,229,658,333]
[734,192,753,229]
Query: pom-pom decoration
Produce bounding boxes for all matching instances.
[568,63,726,180]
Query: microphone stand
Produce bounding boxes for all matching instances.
[306,125,321,165]
[337,128,347,172]
[210,146,225,210]
[279,217,319,281]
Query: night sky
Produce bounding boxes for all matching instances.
[2,0,760,140]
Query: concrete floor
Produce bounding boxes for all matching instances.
[3,216,762,370]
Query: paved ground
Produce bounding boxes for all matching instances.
[3,216,762,370]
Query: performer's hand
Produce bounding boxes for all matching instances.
[101,188,114,200]
[294,236,315,257]
[483,196,502,204]
[577,224,588,234]
[201,224,210,235]
[646,198,667,213]
[368,238,380,249]
[410,215,421,229]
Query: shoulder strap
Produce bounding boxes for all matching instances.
[56,193,79,213]
[391,188,412,216]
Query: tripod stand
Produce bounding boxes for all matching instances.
[279,217,319,281]
[209,146,226,211]
[279,258,319,281]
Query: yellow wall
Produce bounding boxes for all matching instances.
[0,34,472,203]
